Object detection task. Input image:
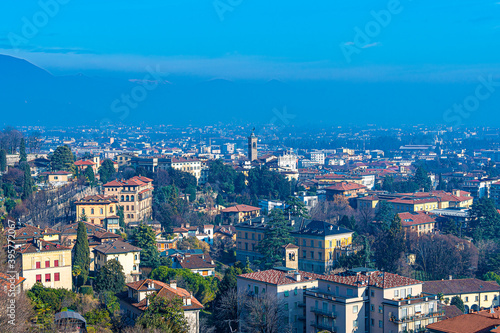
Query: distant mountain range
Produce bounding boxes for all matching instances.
[1,54,499,127]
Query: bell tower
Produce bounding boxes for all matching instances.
[283,243,299,270]
[248,129,258,161]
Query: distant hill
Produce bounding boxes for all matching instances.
[1,54,499,127]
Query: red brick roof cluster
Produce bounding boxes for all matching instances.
[398,212,436,226]
[239,269,323,286]
[320,271,422,289]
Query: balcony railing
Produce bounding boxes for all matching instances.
[310,307,337,318]
[310,321,336,332]
[389,310,445,323]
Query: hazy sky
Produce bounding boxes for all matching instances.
[1,0,500,81]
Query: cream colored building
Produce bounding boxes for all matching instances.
[305,268,443,333]
[93,240,142,282]
[423,278,500,313]
[170,157,202,181]
[18,239,72,290]
[75,194,118,227]
[119,279,203,333]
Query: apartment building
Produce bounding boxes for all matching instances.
[119,279,203,333]
[398,212,437,236]
[93,240,142,282]
[235,216,354,274]
[18,239,72,290]
[305,268,443,333]
[103,176,154,224]
[170,157,202,180]
[221,204,261,224]
[325,182,367,199]
[75,194,119,226]
[423,278,500,313]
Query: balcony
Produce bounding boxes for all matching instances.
[298,301,306,308]
[389,310,445,323]
[310,307,337,318]
[310,321,336,332]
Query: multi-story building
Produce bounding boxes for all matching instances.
[235,217,354,274]
[423,278,500,313]
[170,252,216,277]
[118,279,203,333]
[305,268,443,333]
[93,240,142,282]
[221,204,261,224]
[103,176,154,224]
[170,157,202,181]
[75,194,119,226]
[18,238,72,290]
[325,182,367,200]
[398,212,437,236]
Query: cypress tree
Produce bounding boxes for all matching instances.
[19,138,27,162]
[73,221,90,286]
[0,149,7,172]
[21,162,33,199]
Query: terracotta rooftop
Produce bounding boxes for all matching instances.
[325,182,366,191]
[75,194,118,204]
[398,211,436,226]
[426,310,500,333]
[423,278,500,295]
[320,270,422,289]
[5,225,60,239]
[239,269,323,286]
[173,253,216,270]
[93,240,142,254]
[18,239,70,254]
[221,204,261,213]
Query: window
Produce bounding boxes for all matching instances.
[45,274,51,282]
[302,250,306,258]
[371,305,374,312]
[310,240,314,247]
[284,303,288,311]
[319,241,322,248]
[45,260,50,268]
[379,305,383,313]
[134,254,138,260]
[81,208,85,214]
[318,252,322,260]
[54,273,60,281]
[91,208,94,214]
[353,320,358,328]
[36,274,42,283]
[294,287,298,295]
[465,296,469,302]
[415,304,421,313]
[54,260,59,267]
[352,305,358,313]
[36,262,41,269]
[371,290,375,297]
[133,265,137,271]
[407,288,412,296]
[485,295,488,301]
[302,239,306,246]
[254,286,259,295]
[394,289,399,298]
[379,320,383,328]
[284,290,289,297]
[371,319,374,326]
[310,251,314,259]
[245,232,248,239]
[100,208,103,214]
[475,295,479,301]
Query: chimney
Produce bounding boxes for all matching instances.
[170,280,177,290]
[295,272,301,282]
[449,275,453,280]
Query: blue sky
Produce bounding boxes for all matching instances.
[1,0,500,81]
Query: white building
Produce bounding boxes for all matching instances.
[93,240,142,282]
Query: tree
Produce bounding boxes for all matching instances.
[241,292,291,333]
[374,214,405,273]
[84,166,95,186]
[19,138,27,162]
[413,166,433,192]
[73,221,90,286]
[215,288,246,333]
[484,272,500,286]
[20,162,33,199]
[136,294,189,332]
[375,201,395,230]
[284,196,309,218]
[208,159,237,193]
[117,206,125,228]
[50,145,75,172]
[99,159,116,184]
[95,259,125,294]
[469,197,500,241]
[450,296,465,313]
[0,149,6,172]
[177,236,210,253]
[256,209,294,269]
[133,224,161,268]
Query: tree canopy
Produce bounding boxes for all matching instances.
[95,259,126,294]
[256,209,294,269]
[50,145,75,172]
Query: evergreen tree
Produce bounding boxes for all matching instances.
[469,197,500,241]
[374,214,405,273]
[73,221,90,286]
[450,295,465,313]
[95,259,125,294]
[413,166,432,192]
[117,206,125,228]
[50,145,75,172]
[19,138,27,162]
[285,196,309,218]
[133,224,161,268]
[84,166,95,186]
[99,159,116,184]
[256,209,294,269]
[136,295,188,332]
[0,149,6,172]
[375,201,395,230]
[21,162,33,199]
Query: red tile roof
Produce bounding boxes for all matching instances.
[74,160,95,166]
[423,278,500,295]
[75,194,118,204]
[238,269,323,286]
[221,204,261,213]
[18,239,71,254]
[320,271,422,289]
[325,182,366,191]
[426,311,500,333]
[398,212,436,227]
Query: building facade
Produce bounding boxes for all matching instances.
[93,240,142,282]
[75,194,119,226]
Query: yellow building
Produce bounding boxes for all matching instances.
[93,240,142,282]
[75,194,119,227]
[18,239,72,290]
[423,278,500,312]
[43,171,73,183]
[221,204,261,224]
[389,197,440,213]
[235,217,354,274]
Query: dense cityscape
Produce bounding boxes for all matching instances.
[0,124,500,333]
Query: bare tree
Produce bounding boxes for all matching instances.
[241,292,292,333]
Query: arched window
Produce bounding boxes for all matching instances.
[81,208,85,214]
[121,195,124,201]
[91,208,94,214]
[126,195,129,201]
[100,208,103,214]
[133,265,137,271]
[131,195,134,201]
